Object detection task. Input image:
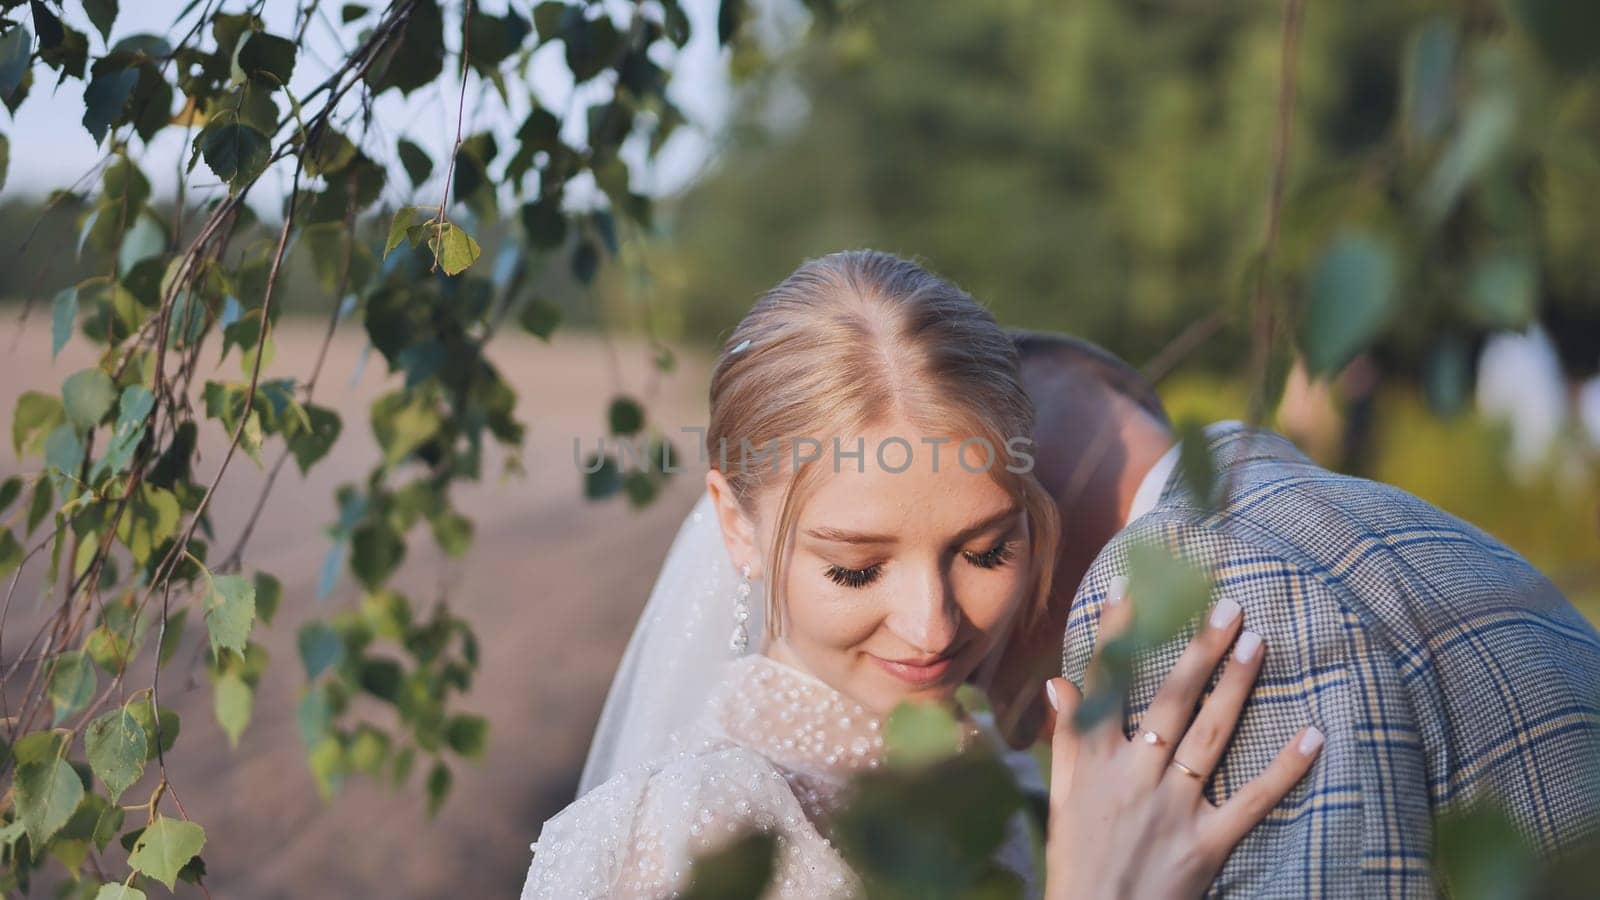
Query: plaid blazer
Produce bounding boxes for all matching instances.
[1061,421,1600,897]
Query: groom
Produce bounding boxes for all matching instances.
[997,328,1600,897]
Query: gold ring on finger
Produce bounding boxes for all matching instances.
[1170,758,1206,780]
[1138,729,1167,747]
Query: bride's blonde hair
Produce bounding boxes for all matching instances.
[707,249,1061,643]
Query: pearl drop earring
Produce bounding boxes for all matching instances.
[730,563,753,653]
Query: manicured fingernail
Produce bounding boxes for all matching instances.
[1209,597,1241,629]
[1045,680,1060,711]
[1298,726,1324,755]
[1234,630,1262,663]
[1107,575,1129,606]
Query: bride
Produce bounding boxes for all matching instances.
[520,250,1322,899]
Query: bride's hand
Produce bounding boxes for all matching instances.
[1040,582,1323,900]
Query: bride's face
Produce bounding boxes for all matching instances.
[712,422,1034,714]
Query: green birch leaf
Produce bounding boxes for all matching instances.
[31,0,65,51]
[1174,421,1221,512]
[1297,231,1398,377]
[363,0,444,95]
[349,724,391,776]
[212,671,253,748]
[233,31,296,87]
[0,530,21,579]
[608,396,645,435]
[94,385,155,480]
[391,744,415,787]
[288,404,341,473]
[307,733,345,800]
[13,391,65,456]
[199,122,271,186]
[680,831,776,900]
[94,885,146,900]
[85,706,147,802]
[26,477,54,535]
[571,239,599,284]
[51,289,77,358]
[157,607,187,668]
[127,700,179,760]
[15,749,84,847]
[304,128,357,177]
[91,800,125,852]
[385,205,418,257]
[429,511,472,557]
[83,67,139,144]
[445,714,488,759]
[1075,542,1215,732]
[84,625,133,672]
[1126,541,1214,645]
[517,295,562,340]
[84,0,119,42]
[519,198,567,248]
[204,573,256,658]
[426,761,451,818]
[397,139,432,186]
[1403,17,1457,145]
[48,651,98,725]
[884,701,963,769]
[297,682,333,752]
[127,816,205,891]
[428,223,482,276]
[44,424,84,489]
[254,571,282,626]
[297,621,344,678]
[0,26,29,97]
[718,0,748,45]
[62,368,117,431]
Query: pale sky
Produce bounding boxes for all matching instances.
[3,0,742,214]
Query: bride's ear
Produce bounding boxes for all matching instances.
[705,470,764,580]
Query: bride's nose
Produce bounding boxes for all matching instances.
[884,566,961,655]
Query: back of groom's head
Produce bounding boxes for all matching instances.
[1005,328,1171,430]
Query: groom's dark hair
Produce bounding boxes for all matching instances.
[1005,328,1172,430]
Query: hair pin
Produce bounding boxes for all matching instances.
[729,338,752,354]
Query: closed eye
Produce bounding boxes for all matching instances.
[963,539,1018,570]
[824,561,883,588]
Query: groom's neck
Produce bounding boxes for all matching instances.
[1109,408,1178,528]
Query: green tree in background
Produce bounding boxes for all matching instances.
[650,0,1600,388]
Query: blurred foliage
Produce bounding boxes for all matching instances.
[640,0,1600,393]
[1073,543,1214,732]
[0,0,845,893]
[684,698,1036,900]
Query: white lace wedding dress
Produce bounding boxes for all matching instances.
[518,652,1042,898]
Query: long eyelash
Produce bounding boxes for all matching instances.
[965,539,1018,570]
[824,562,883,588]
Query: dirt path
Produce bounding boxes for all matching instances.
[1,310,715,897]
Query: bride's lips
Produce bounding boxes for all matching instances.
[868,649,961,685]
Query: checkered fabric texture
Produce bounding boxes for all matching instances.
[1061,422,1600,897]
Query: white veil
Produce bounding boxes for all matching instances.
[576,486,765,796]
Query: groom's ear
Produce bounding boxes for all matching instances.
[705,470,764,580]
